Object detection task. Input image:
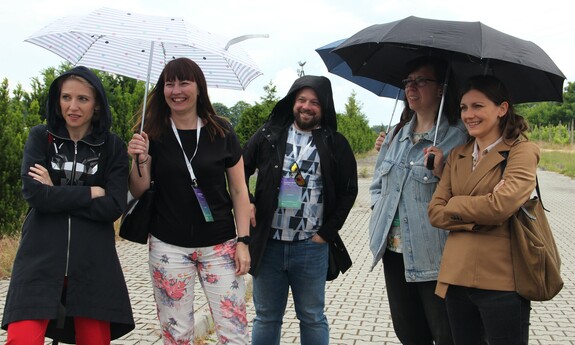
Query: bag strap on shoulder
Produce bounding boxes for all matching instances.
[500,151,547,211]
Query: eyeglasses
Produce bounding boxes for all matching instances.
[401,77,438,88]
[290,162,307,187]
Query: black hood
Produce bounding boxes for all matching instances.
[46,66,111,140]
[269,75,337,131]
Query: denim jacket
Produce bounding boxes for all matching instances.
[368,115,468,282]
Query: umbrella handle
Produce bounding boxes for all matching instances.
[225,34,269,50]
[426,153,435,170]
[136,154,143,177]
[427,67,451,171]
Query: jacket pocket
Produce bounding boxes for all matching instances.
[410,165,439,202]
[374,160,394,198]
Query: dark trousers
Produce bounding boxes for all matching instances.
[445,285,530,345]
[383,250,454,345]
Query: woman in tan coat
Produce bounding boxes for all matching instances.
[428,75,538,345]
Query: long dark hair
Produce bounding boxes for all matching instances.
[133,58,228,140]
[398,56,459,125]
[460,75,529,141]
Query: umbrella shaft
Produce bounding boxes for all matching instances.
[386,89,403,135]
[140,42,155,133]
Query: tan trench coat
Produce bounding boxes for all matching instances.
[428,138,540,298]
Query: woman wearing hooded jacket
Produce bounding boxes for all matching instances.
[1,66,134,344]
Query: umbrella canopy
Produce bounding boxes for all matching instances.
[316,39,404,99]
[333,16,565,104]
[25,7,263,90]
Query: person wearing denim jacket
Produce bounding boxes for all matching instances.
[368,56,468,345]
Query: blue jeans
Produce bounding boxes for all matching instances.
[251,238,329,345]
[445,285,530,345]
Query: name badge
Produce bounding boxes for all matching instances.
[192,185,214,222]
[278,176,303,209]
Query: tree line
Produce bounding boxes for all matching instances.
[0,64,377,236]
[3,63,574,236]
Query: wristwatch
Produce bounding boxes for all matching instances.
[237,236,251,245]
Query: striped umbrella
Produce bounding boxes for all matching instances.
[25,7,264,91]
[26,7,265,138]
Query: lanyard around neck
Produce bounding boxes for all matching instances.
[170,116,202,185]
[295,140,313,165]
[293,127,314,165]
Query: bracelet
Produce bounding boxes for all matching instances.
[137,156,149,165]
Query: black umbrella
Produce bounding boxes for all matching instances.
[333,16,565,104]
[333,16,566,168]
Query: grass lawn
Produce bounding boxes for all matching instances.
[536,142,575,179]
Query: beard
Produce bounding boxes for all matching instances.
[294,111,321,131]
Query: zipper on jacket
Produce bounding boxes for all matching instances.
[65,216,71,276]
[64,142,79,277]
[70,143,79,185]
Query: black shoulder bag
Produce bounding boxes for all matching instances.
[119,172,155,244]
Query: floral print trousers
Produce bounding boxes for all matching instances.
[149,235,249,345]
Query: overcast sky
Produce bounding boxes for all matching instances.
[1,0,573,127]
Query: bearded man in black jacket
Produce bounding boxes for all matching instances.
[243,75,358,345]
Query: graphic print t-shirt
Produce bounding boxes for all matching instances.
[270,125,324,241]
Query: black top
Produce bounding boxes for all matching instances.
[149,119,242,247]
